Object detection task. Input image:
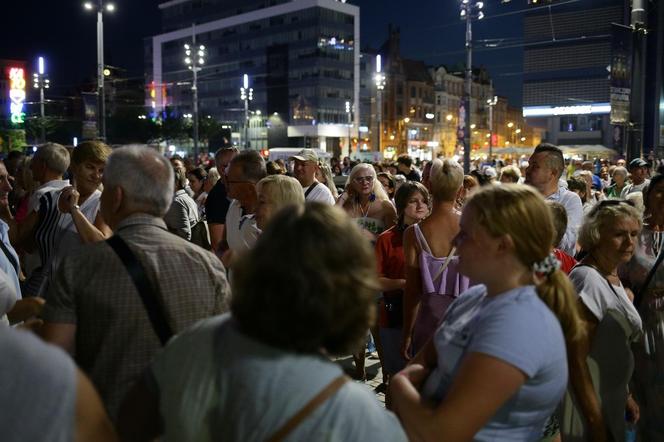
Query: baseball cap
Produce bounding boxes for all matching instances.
[289,148,319,163]
[629,158,648,169]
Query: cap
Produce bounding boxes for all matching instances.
[629,158,648,169]
[483,166,497,178]
[289,148,319,163]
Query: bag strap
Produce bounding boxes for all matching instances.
[304,181,319,199]
[634,248,664,309]
[432,246,457,284]
[266,374,349,442]
[106,235,174,346]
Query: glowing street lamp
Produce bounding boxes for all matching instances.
[32,56,50,142]
[374,54,387,153]
[240,74,253,149]
[184,26,206,160]
[83,1,115,140]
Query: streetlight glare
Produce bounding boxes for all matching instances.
[106,3,116,12]
[184,57,191,65]
[243,74,249,89]
[446,114,453,121]
[84,2,94,10]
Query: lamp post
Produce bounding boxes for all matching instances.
[486,95,497,159]
[184,24,206,162]
[84,1,115,140]
[345,100,353,155]
[374,55,386,154]
[240,74,253,149]
[32,57,50,143]
[459,0,484,173]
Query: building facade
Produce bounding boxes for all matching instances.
[522,0,627,149]
[147,0,360,155]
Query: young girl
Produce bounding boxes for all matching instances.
[391,184,582,441]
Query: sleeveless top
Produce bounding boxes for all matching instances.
[411,223,471,354]
[356,216,385,236]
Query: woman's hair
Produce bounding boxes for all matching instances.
[231,203,379,354]
[187,166,208,182]
[265,160,285,175]
[643,173,664,214]
[71,140,111,166]
[394,181,429,227]
[612,166,628,179]
[466,184,584,344]
[256,175,305,214]
[377,172,395,193]
[207,167,220,186]
[318,162,339,199]
[34,142,70,175]
[429,158,464,202]
[499,165,521,183]
[578,200,643,251]
[546,201,568,248]
[344,163,389,202]
[567,177,587,202]
[463,174,478,190]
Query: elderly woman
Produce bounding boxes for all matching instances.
[118,203,407,441]
[337,163,396,240]
[605,166,628,198]
[562,200,643,441]
[620,173,664,440]
[164,167,200,241]
[254,174,305,230]
[499,164,521,184]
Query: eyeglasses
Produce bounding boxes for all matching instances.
[353,176,374,184]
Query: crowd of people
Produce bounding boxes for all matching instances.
[0,140,663,441]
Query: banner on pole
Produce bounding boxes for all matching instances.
[81,92,98,140]
[610,24,632,125]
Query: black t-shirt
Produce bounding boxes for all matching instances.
[205,181,231,224]
[405,169,421,182]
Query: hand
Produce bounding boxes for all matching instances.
[58,186,80,214]
[395,363,430,390]
[7,297,45,324]
[400,335,412,361]
[626,394,640,424]
[17,318,44,333]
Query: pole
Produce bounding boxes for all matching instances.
[488,101,493,159]
[39,85,45,143]
[191,24,200,163]
[244,98,249,149]
[463,10,472,173]
[97,2,106,140]
[376,90,382,155]
[629,0,647,160]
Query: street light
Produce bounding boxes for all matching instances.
[83,1,115,140]
[184,25,206,161]
[374,54,386,154]
[240,74,253,149]
[345,100,353,155]
[486,95,497,158]
[459,0,484,173]
[32,56,50,143]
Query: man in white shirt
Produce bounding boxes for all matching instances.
[620,158,651,198]
[290,149,335,204]
[526,143,583,256]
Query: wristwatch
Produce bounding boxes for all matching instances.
[72,204,80,212]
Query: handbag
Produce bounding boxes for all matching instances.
[106,235,174,346]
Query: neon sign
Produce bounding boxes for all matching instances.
[9,67,26,124]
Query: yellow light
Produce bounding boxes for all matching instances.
[470,124,476,129]
[403,117,410,123]
[389,135,395,140]
[446,114,453,121]
[507,122,514,128]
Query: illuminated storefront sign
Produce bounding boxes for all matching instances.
[523,103,611,118]
[8,67,26,124]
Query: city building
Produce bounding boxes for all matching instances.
[522,0,627,150]
[643,0,664,157]
[146,0,360,155]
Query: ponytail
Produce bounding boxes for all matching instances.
[536,269,585,345]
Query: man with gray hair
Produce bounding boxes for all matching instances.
[41,145,230,421]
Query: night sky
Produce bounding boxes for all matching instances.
[1,0,594,107]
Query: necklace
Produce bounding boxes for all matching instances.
[355,199,372,219]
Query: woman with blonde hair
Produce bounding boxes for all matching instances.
[254,174,305,230]
[392,184,581,440]
[316,162,339,200]
[337,163,396,240]
[401,159,470,358]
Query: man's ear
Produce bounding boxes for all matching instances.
[112,186,124,213]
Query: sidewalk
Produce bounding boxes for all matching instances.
[335,353,386,406]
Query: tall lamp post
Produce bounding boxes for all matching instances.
[240,74,253,149]
[32,57,50,143]
[345,100,353,155]
[459,0,484,173]
[374,54,386,154]
[486,95,497,159]
[84,1,115,141]
[184,25,206,162]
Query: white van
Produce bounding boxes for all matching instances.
[268,147,332,163]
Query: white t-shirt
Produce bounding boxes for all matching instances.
[27,179,70,213]
[620,179,650,198]
[304,181,335,205]
[225,200,260,253]
[150,314,407,442]
[569,265,643,340]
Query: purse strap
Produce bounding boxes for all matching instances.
[432,246,457,284]
[266,374,349,442]
[106,235,174,346]
[634,248,664,309]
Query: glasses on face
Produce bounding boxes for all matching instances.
[353,176,374,184]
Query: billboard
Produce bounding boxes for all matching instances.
[610,24,632,125]
[8,66,26,124]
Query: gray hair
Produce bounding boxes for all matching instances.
[230,150,266,183]
[578,201,642,251]
[612,166,628,178]
[104,145,174,217]
[34,143,70,175]
[207,167,220,186]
